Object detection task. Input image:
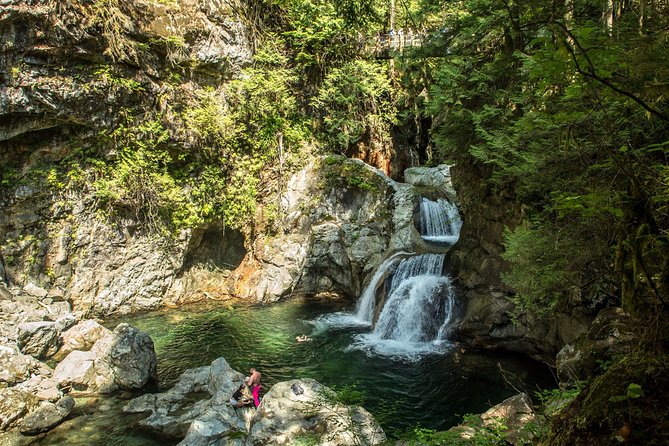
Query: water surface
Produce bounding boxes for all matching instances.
[24,298,556,445]
[119,298,555,433]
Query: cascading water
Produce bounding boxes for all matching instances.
[355,251,411,323]
[317,196,462,359]
[419,198,462,245]
[314,252,410,329]
[349,253,457,358]
[373,254,453,343]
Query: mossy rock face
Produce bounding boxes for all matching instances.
[320,155,388,194]
[545,350,669,446]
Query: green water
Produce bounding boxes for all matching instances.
[124,299,554,431]
[28,298,555,444]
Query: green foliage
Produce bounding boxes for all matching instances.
[282,0,382,79]
[0,165,19,189]
[415,0,669,316]
[398,414,507,445]
[321,156,380,192]
[609,383,643,403]
[534,387,581,418]
[94,65,144,92]
[312,60,397,151]
[501,222,568,316]
[90,0,137,63]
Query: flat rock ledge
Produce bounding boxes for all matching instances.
[124,357,386,446]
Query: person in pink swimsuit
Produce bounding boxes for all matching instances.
[248,367,262,407]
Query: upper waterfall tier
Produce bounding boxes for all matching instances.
[418,198,462,245]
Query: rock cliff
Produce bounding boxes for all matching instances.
[0,0,430,316]
[447,159,591,363]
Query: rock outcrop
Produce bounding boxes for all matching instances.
[0,0,455,318]
[555,307,635,384]
[54,323,157,394]
[0,0,253,317]
[445,393,538,445]
[227,156,433,303]
[447,160,593,362]
[124,356,386,446]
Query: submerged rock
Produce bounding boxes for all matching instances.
[19,396,75,435]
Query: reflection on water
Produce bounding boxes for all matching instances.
[23,298,556,445]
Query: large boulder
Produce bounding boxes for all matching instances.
[19,396,75,435]
[16,375,61,402]
[124,357,386,446]
[53,319,112,361]
[16,321,60,359]
[249,379,386,446]
[0,345,32,385]
[53,350,98,393]
[403,164,453,190]
[53,323,156,394]
[0,388,39,431]
[102,323,158,390]
[124,357,244,439]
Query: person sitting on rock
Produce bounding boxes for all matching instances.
[249,367,262,407]
[229,377,253,408]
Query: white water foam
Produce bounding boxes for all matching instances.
[315,196,462,361]
[347,271,456,360]
[355,251,412,323]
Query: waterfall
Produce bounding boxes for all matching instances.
[419,198,462,245]
[355,251,411,323]
[372,253,453,342]
[316,196,462,360]
[348,253,458,359]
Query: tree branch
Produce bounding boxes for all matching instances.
[552,21,669,122]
